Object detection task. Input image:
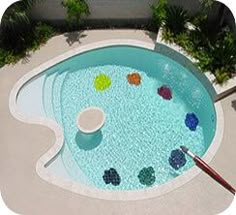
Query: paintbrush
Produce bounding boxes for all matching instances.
[180,146,235,195]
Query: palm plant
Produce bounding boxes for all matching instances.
[151,0,167,29]
[199,0,214,9]
[163,6,190,35]
[62,0,90,30]
[196,0,229,34]
[199,0,227,26]
[0,0,41,50]
[211,30,236,73]
[18,0,41,10]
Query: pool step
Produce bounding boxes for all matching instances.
[52,69,91,185]
[61,144,91,185]
[43,71,58,119]
[52,70,68,124]
[44,68,90,185]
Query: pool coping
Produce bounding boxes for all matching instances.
[9,39,224,201]
[156,28,236,101]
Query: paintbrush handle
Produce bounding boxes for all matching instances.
[194,156,235,195]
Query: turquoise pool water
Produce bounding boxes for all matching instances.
[43,46,216,190]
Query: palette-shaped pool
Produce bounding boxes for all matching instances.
[15,45,217,195]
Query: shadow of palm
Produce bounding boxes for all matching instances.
[63,31,87,46]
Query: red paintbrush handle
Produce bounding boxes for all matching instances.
[194,156,235,195]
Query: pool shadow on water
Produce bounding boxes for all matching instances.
[75,130,103,151]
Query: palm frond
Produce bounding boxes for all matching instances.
[18,0,43,10]
[164,6,190,34]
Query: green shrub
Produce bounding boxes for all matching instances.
[0,49,9,67]
[164,6,190,35]
[160,5,236,84]
[191,12,207,27]
[62,0,90,29]
[163,29,213,72]
[193,50,213,72]
[189,28,210,50]
[31,22,55,50]
[151,0,167,30]
[175,32,193,51]
[0,22,55,68]
[215,68,230,84]
[211,30,236,73]
[0,0,42,50]
[0,1,55,67]
[199,0,214,9]
[0,5,31,50]
[0,49,25,67]
[162,28,175,43]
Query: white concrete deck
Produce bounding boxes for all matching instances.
[0,30,235,215]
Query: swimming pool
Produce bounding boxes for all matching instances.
[12,41,221,199]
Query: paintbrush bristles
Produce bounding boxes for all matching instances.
[180,146,188,153]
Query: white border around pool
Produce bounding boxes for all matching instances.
[9,39,224,201]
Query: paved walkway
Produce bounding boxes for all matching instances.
[0,30,235,215]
